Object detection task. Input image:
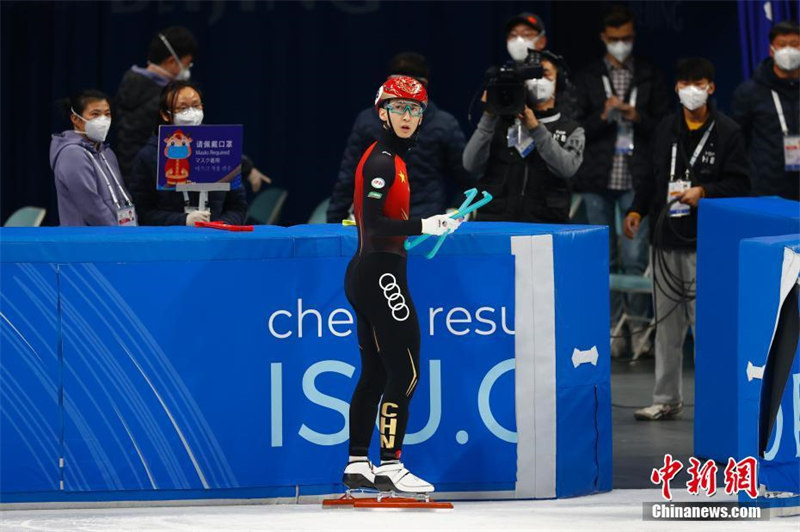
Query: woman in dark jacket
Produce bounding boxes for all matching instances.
[128,81,248,226]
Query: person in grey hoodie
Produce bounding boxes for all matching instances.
[50,90,137,226]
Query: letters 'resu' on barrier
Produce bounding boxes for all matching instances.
[156,124,244,211]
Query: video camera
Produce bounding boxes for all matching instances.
[485,50,544,116]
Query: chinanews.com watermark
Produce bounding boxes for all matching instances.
[643,502,765,521]
[643,454,769,521]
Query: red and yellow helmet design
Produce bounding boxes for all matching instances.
[374,76,428,111]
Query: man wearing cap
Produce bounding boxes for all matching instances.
[504,12,579,120]
[573,5,669,356]
[505,12,548,61]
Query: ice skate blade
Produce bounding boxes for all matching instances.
[322,490,380,509]
[353,492,452,510]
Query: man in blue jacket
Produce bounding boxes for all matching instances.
[731,20,800,200]
[327,53,474,222]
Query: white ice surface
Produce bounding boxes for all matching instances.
[1,489,797,532]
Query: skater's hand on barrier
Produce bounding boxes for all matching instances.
[623,212,641,239]
[421,214,463,236]
[186,210,211,226]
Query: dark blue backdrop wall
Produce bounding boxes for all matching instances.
[0,1,759,226]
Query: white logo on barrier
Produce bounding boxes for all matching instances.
[746,361,765,382]
[270,358,516,448]
[379,273,409,321]
[572,346,599,368]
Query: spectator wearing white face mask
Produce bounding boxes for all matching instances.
[114,26,197,181]
[504,12,580,121]
[50,90,136,226]
[731,20,800,200]
[505,12,547,62]
[128,81,248,226]
[573,5,669,356]
[624,57,749,421]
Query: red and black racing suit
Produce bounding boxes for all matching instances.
[345,129,423,462]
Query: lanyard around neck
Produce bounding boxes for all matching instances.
[83,148,132,208]
[671,121,715,179]
[771,90,790,136]
[602,75,637,106]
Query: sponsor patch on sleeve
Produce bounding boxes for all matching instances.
[368,191,383,199]
[371,177,386,189]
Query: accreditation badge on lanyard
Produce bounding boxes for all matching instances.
[507,119,535,158]
[116,206,138,226]
[667,158,691,218]
[773,91,800,171]
[87,149,139,226]
[603,76,637,155]
[667,122,714,218]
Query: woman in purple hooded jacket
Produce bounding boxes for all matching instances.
[50,90,137,226]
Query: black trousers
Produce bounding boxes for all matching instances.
[344,252,421,461]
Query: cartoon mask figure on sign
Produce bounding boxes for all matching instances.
[163,129,193,187]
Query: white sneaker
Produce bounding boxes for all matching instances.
[373,462,434,494]
[343,459,375,490]
[634,402,683,421]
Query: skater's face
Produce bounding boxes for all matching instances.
[379,99,423,138]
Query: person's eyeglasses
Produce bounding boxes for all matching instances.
[386,101,423,117]
[175,103,204,113]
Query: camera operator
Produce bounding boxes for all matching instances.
[463,52,584,222]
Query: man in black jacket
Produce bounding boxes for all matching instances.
[114,26,197,180]
[731,20,800,200]
[624,58,750,421]
[573,6,669,347]
[327,53,474,223]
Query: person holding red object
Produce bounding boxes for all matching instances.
[342,76,462,495]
